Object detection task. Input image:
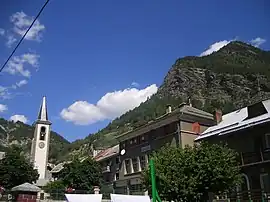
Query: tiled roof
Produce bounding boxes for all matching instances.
[94,145,119,162]
[196,99,270,141]
[11,183,41,192]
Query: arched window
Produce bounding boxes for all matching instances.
[237,173,250,191]
[40,126,46,141]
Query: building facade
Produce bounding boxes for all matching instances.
[94,145,120,196]
[112,104,214,195]
[196,99,270,198]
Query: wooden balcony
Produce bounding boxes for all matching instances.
[240,149,270,167]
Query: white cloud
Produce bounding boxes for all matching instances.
[131,82,140,87]
[5,53,40,77]
[16,79,28,87]
[0,104,8,112]
[12,80,28,89]
[200,40,231,56]
[0,28,5,36]
[10,114,28,123]
[6,34,17,48]
[61,84,158,125]
[250,37,266,47]
[10,11,45,41]
[0,86,11,100]
[0,28,17,48]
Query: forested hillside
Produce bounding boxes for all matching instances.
[0,118,70,163]
[1,41,270,162]
[63,41,270,159]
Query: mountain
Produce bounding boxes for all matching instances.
[0,118,70,163]
[1,41,270,161]
[64,41,270,158]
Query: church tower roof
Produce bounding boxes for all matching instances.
[37,96,50,124]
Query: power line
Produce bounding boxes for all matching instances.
[0,0,50,73]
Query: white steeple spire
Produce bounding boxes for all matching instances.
[31,96,51,186]
[38,96,48,121]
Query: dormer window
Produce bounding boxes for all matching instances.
[246,102,267,120]
[40,126,46,141]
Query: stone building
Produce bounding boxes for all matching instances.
[196,99,270,199]
[111,103,214,195]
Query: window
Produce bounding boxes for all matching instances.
[140,155,146,170]
[114,172,119,181]
[40,193,44,200]
[141,135,145,141]
[136,136,141,144]
[260,173,270,192]
[122,141,126,148]
[130,138,137,145]
[125,159,131,174]
[132,157,139,172]
[164,123,177,135]
[265,133,270,149]
[40,126,46,141]
[116,156,120,164]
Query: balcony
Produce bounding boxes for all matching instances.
[240,149,270,166]
[102,166,111,173]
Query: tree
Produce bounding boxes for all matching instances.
[142,142,242,202]
[0,145,39,189]
[59,157,102,191]
[43,180,66,200]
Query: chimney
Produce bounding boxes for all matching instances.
[166,105,172,114]
[213,109,222,124]
[188,98,192,107]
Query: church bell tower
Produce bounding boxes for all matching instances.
[31,96,51,181]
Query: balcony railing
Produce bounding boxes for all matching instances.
[102,166,111,173]
[240,149,270,166]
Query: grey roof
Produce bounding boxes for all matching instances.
[180,104,213,119]
[196,99,270,141]
[11,183,41,192]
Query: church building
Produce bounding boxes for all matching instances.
[30,96,51,187]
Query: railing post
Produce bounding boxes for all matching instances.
[237,190,241,202]
[260,147,264,162]
[240,152,244,165]
[248,190,252,202]
[262,189,265,202]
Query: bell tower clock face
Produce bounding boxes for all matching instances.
[39,142,45,149]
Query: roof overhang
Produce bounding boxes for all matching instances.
[195,117,270,142]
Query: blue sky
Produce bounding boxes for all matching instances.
[0,0,269,142]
